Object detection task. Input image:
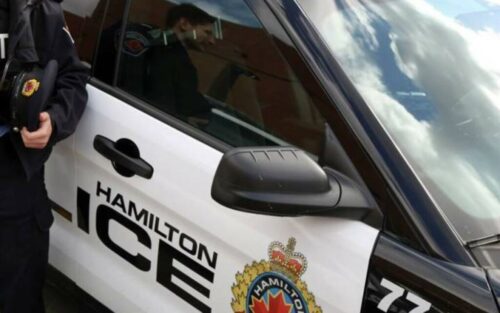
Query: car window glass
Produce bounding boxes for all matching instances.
[116,0,326,155]
[63,0,127,82]
[299,0,500,242]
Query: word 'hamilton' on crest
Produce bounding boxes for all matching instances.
[231,237,322,313]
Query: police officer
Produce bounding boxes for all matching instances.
[0,0,88,312]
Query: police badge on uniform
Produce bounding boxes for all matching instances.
[121,30,151,57]
[231,238,322,313]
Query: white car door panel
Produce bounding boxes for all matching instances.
[46,84,379,313]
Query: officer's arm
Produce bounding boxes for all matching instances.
[45,22,89,143]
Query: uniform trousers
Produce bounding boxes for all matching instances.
[0,136,50,313]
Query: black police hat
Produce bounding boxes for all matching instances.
[9,59,58,132]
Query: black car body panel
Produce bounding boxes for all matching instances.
[364,235,498,312]
[486,270,500,311]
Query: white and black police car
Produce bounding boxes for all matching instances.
[45,0,500,312]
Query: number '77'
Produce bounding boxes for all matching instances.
[377,278,431,313]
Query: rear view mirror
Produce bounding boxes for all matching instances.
[211,147,375,219]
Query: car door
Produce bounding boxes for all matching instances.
[47,0,380,312]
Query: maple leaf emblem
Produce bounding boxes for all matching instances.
[249,291,292,313]
[126,39,144,53]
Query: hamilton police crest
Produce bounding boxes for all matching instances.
[231,238,322,313]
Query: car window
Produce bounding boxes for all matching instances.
[299,0,500,243]
[62,0,126,80]
[113,0,326,155]
[62,0,105,66]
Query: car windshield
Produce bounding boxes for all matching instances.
[298,0,500,242]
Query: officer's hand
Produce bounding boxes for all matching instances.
[21,112,53,149]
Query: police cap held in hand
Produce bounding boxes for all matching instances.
[0,0,59,133]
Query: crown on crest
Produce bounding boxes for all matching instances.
[268,237,308,282]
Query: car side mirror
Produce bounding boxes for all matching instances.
[211,147,376,219]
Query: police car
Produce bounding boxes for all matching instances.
[45,0,500,312]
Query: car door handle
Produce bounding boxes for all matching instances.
[93,135,154,179]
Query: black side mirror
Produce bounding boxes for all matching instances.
[211,147,376,219]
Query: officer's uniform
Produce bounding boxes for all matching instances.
[144,33,212,118]
[0,0,88,312]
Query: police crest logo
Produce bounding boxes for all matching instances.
[22,79,40,97]
[231,238,322,313]
[121,31,150,57]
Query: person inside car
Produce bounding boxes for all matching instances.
[142,3,217,124]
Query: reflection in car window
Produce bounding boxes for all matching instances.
[116,0,326,155]
[186,0,261,27]
[299,0,500,241]
[62,0,121,65]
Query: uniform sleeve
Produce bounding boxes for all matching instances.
[45,18,89,143]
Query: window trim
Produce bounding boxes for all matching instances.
[112,0,132,87]
[90,0,112,77]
